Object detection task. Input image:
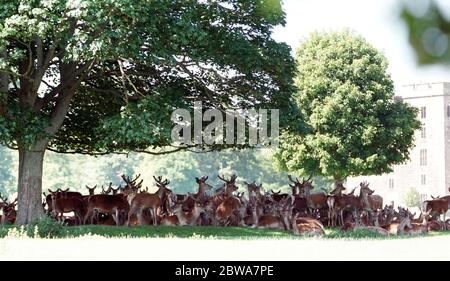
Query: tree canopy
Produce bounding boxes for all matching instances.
[0,0,295,154]
[275,30,421,182]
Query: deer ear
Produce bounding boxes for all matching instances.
[195,177,200,183]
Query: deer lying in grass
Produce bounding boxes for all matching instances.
[340,210,389,235]
[291,213,325,236]
[398,211,430,236]
[250,197,293,230]
[172,201,207,226]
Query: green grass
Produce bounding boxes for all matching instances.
[1,218,450,239]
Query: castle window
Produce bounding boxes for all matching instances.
[420,106,426,119]
[420,149,427,166]
[420,194,427,202]
[389,178,394,189]
[421,174,426,185]
[421,126,426,139]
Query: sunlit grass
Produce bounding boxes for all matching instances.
[1,222,450,240]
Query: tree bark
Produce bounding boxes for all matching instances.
[15,147,46,225]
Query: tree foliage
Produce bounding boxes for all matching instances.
[275,30,421,181]
[401,0,450,65]
[0,0,295,153]
[404,187,421,208]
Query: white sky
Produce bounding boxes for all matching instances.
[272,0,450,90]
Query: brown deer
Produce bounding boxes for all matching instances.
[328,187,366,226]
[86,185,97,195]
[244,181,263,203]
[195,176,213,197]
[291,212,325,236]
[84,194,130,225]
[423,198,448,229]
[218,174,239,194]
[50,191,86,225]
[0,194,17,224]
[121,174,143,192]
[215,193,243,226]
[172,201,206,226]
[252,197,292,230]
[126,176,171,226]
[300,178,328,215]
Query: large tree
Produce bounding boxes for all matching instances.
[275,30,421,184]
[0,0,295,224]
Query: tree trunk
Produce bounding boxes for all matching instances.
[15,148,46,225]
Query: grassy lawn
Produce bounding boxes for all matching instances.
[2,219,450,240]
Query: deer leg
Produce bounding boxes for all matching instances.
[83,209,93,225]
[443,212,447,230]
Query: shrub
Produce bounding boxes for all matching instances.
[404,187,421,208]
[26,216,67,238]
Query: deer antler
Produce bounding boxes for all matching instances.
[131,174,141,184]
[230,174,237,182]
[218,175,227,182]
[288,175,300,184]
[0,193,7,204]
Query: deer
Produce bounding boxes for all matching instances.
[84,194,130,226]
[215,193,244,226]
[218,174,239,195]
[244,181,263,203]
[101,183,113,195]
[172,200,207,226]
[287,175,309,216]
[86,185,97,196]
[398,211,430,235]
[291,212,325,236]
[299,178,328,218]
[423,198,448,229]
[195,176,213,198]
[328,187,365,227]
[383,207,411,234]
[44,188,83,215]
[121,174,143,193]
[252,197,293,230]
[340,210,389,235]
[0,194,17,224]
[49,190,86,225]
[126,176,170,226]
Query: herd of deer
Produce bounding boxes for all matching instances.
[1,174,450,236]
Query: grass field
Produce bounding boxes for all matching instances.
[1,218,450,240]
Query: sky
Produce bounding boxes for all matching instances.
[272,0,450,90]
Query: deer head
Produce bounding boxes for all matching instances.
[218,174,238,194]
[244,181,262,196]
[122,174,143,191]
[153,176,172,198]
[195,176,212,193]
[86,185,97,195]
[287,175,301,195]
